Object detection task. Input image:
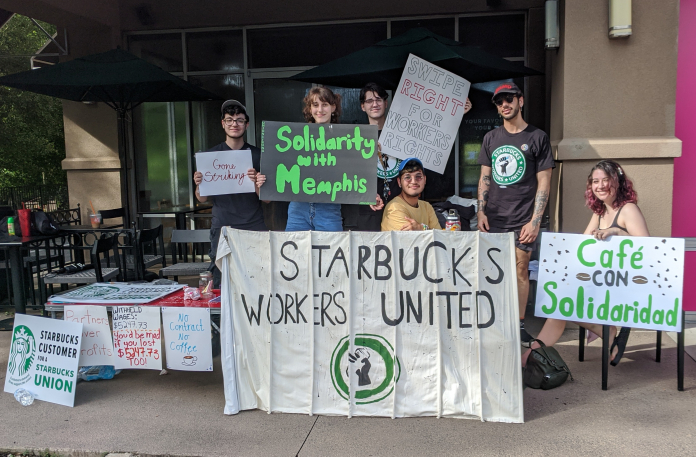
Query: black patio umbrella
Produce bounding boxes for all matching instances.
[290,28,542,89]
[0,48,221,225]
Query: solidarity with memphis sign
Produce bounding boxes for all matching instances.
[380,54,471,174]
[534,233,685,332]
[260,121,378,205]
[216,228,524,422]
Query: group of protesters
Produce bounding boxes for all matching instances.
[193,80,650,366]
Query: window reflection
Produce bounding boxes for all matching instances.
[128,34,183,72]
[187,30,244,72]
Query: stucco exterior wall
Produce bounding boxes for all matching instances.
[550,0,680,237]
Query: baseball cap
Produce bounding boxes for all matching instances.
[491,82,522,102]
[398,158,424,176]
[221,99,247,114]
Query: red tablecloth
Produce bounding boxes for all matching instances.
[47,289,221,308]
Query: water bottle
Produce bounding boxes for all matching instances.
[445,209,461,231]
[14,388,35,406]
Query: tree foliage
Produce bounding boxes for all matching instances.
[0,15,66,187]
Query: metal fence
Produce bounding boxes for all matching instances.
[0,184,69,211]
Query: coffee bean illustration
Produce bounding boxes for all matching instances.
[632,276,648,285]
[576,273,591,281]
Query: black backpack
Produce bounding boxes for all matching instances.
[32,211,60,235]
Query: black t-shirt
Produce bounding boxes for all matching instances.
[477,124,555,230]
[204,142,267,230]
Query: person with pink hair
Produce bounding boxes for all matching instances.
[522,160,650,367]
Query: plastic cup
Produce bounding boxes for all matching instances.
[90,213,101,228]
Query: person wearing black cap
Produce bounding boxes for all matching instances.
[194,99,267,287]
[476,82,555,343]
[381,158,441,231]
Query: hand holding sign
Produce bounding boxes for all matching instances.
[195,150,255,197]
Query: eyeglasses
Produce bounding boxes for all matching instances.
[493,94,517,106]
[223,118,247,126]
[401,173,424,183]
[363,97,384,106]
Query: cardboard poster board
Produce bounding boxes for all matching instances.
[534,233,685,332]
[64,305,115,366]
[195,150,255,196]
[49,284,183,304]
[162,307,213,371]
[260,121,378,205]
[112,306,162,370]
[380,54,471,174]
[4,314,82,407]
[216,228,523,422]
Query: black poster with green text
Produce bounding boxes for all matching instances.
[260,121,378,205]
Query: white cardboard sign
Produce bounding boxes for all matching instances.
[112,306,162,370]
[162,307,213,371]
[380,54,471,174]
[534,233,685,332]
[64,305,115,366]
[5,314,82,407]
[217,228,523,422]
[195,149,255,196]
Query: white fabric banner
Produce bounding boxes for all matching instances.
[379,54,471,174]
[217,229,523,422]
[534,233,685,332]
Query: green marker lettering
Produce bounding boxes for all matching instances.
[276,164,300,194]
[577,239,596,267]
[276,125,292,152]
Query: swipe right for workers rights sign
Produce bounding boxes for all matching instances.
[534,233,685,332]
[379,54,471,174]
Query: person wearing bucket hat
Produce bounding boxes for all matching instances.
[381,158,441,231]
[477,82,555,343]
[194,99,267,287]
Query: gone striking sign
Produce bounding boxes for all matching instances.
[260,121,378,205]
[534,233,685,332]
[380,54,471,174]
[195,150,255,196]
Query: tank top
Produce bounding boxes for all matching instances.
[598,206,628,232]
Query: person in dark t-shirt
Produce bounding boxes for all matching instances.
[194,100,267,287]
[477,83,555,343]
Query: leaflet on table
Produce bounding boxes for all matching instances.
[49,283,184,304]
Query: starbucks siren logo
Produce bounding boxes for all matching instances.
[491,145,526,185]
[378,155,401,180]
[330,334,401,404]
[9,325,36,382]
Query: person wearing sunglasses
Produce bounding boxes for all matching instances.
[476,82,555,343]
[381,158,441,231]
[194,99,268,287]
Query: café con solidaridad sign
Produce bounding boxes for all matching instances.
[534,233,684,332]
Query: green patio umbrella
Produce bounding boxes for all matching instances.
[0,48,221,225]
[290,28,542,89]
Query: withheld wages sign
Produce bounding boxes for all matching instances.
[217,229,523,422]
[260,121,378,205]
[534,233,685,332]
[380,54,471,174]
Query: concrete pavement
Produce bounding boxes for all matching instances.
[0,318,694,457]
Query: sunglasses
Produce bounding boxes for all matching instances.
[493,93,518,106]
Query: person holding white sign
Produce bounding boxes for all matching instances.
[381,158,441,231]
[194,100,267,287]
[523,160,649,367]
[477,82,555,343]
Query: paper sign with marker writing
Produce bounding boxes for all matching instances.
[162,307,213,371]
[380,54,470,174]
[534,233,685,332]
[64,305,114,366]
[195,150,255,196]
[4,314,82,407]
[112,306,162,370]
